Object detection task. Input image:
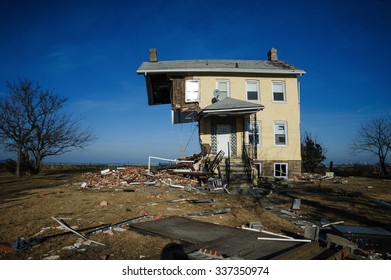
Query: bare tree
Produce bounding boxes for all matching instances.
[350,114,391,175]
[0,79,96,175]
[0,80,41,176]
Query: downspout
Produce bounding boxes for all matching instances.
[298,73,303,174]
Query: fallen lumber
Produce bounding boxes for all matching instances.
[85,214,153,236]
[182,208,231,217]
[51,217,106,246]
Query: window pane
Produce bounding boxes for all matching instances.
[275,134,286,145]
[247,121,260,145]
[247,82,257,92]
[186,80,198,91]
[275,164,281,176]
[273,83,284,92]
[218,82,227,91]
[275,123,285,133]
[247,91,258,100]
[274,92,284,101]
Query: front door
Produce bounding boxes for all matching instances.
[216,124,230,157]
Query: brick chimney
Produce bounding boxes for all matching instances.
[150,48,158,62]
[268,48,278,62]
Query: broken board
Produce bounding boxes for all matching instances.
[129,216,311,259]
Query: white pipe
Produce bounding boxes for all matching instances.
[147,156,193,173]
[261,230,294,239]
[321,221,344,228]
[257,237,311,243]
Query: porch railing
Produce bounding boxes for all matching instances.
[242,144,254,183]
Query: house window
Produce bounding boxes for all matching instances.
[185,80,200,102]
[246,120,261,146]
[272,81,285,102]
[274,121,287,146]
[246,80,259,101]
[216,80,229,99]
[274,163,288,178]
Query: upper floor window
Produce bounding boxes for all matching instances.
[185,80,200,103]
[216,80,229,99]
[274,121,287,146]
[246,80,259,101]
[272,81,285,102]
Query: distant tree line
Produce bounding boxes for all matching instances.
[0,79,96,176]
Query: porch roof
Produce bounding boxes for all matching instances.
[199,97,264,117]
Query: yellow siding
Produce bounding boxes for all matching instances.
[195,75,301,161]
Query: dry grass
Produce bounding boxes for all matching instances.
[0,168,390,260]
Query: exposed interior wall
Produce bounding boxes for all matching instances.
[171,77,201,113]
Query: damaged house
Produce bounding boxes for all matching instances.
[137,48,305,181]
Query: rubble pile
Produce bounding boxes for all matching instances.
[80,166,200,189]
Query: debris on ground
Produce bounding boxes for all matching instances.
[80,166,203,190]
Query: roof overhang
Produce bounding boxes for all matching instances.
[137,68,305,75]
[136,60,306,76]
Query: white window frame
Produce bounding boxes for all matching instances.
[272,81,285,102]
[254,161,262,178]
[216,79,230,99]
[246,80,259,101]
[274,163,288,178]
[185,80,200,103]
[246,120,261,146]
[274,121,287,146]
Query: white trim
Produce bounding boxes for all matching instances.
[274,163,288,178]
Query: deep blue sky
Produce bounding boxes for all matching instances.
[1,0,390,165]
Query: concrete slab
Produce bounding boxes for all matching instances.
[129,216,311,259]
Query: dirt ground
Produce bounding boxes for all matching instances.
[0,167,390,260]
